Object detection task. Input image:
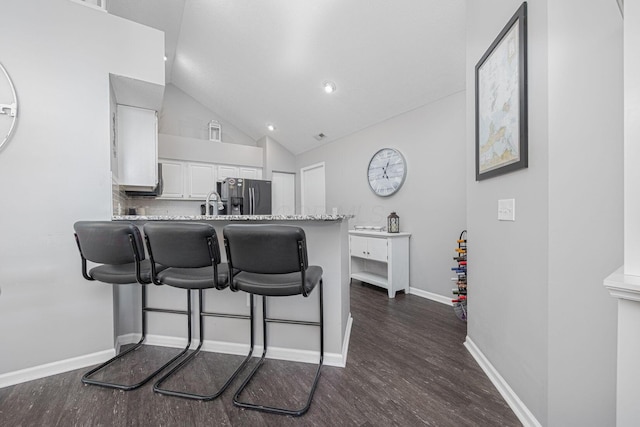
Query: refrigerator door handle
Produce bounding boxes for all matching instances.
[249,187,254,215]
[252,188,256,214]
[252,187,256,215]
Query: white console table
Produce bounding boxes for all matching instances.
[349,230,410,298]
[604,266,640,426]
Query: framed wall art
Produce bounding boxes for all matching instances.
[475,2,528,181]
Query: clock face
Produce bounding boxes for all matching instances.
[367,148,407,196]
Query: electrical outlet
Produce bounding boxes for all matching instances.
[498,199,515,221]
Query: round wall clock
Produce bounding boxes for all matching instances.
[367,148,407,197]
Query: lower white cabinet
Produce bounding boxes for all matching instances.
[349,230,410,298]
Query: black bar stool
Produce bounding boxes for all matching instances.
[73,221,191,391]
[223,224,324,416]
[143,222,253,401]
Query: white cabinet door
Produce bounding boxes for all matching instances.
[350,236,369,259]
[188,163,217,199]
[367,238,388,262]
[239,167,262,179]
[159,160,184,198]
[350,236,388,262]
[218,165,239,180]
[117,105,157,188]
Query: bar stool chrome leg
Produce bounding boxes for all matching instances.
[153,289,254,401]
[233,280,324,416]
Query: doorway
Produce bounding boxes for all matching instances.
[300,162,326,215]
[271,171,295,215]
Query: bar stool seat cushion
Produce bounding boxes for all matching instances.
[89,259,158,284]
[156,262,230,290]
[233,265,322,296]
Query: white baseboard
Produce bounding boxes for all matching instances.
[337,313,354,367]
[464,336,541,427]
[115,333,141,353]
[142,324,352,368]
[0,314,355,389]
[0,348,115,389]
[409,287,453,306]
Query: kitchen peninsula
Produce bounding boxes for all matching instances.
[113,214,353,367]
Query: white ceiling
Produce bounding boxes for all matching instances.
[108,0,466,155]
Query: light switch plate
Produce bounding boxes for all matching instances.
[498,199,515,221]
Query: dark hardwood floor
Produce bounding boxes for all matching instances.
[0,282,521,426]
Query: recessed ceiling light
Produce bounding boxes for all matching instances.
[267,124,276,131]
[164,55,168,61]
[322,81,336,94]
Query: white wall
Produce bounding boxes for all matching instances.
[466,1,550,421]
[547,0,621,425]
[625,0,640,275]
[466,0,622,425]
[296,91,467,298]
[0,0,163,377]
[257,135,296,180]
[159,83,256,146]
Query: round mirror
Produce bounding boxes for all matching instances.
[0,62,18,152]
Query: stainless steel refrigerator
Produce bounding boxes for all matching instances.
[221,178,272,215]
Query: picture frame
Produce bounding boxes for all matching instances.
[475,2,528,181]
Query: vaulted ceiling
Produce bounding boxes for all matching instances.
[108,0,466,155]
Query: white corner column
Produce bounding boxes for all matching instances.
[624,0,640,276]
[604,2,640,425]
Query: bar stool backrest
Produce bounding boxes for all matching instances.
[144,222,221,268]
[223,224,308,274]
[74,221,145,265]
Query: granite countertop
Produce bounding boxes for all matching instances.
[113,214,354,221]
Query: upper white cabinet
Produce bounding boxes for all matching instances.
[239,167,262,179]
[159,160,216,200]
[187,163,217,198]
[117,105,158,189]
[218,165,239,181]
[217,165,262,180]
[159,158,262,200]
[160,160,184,198]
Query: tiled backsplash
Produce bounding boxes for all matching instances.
[126,198,203,216]
[112,176,202,216]
[112,177,127,215]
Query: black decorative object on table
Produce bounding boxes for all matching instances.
[387,212,400,233]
